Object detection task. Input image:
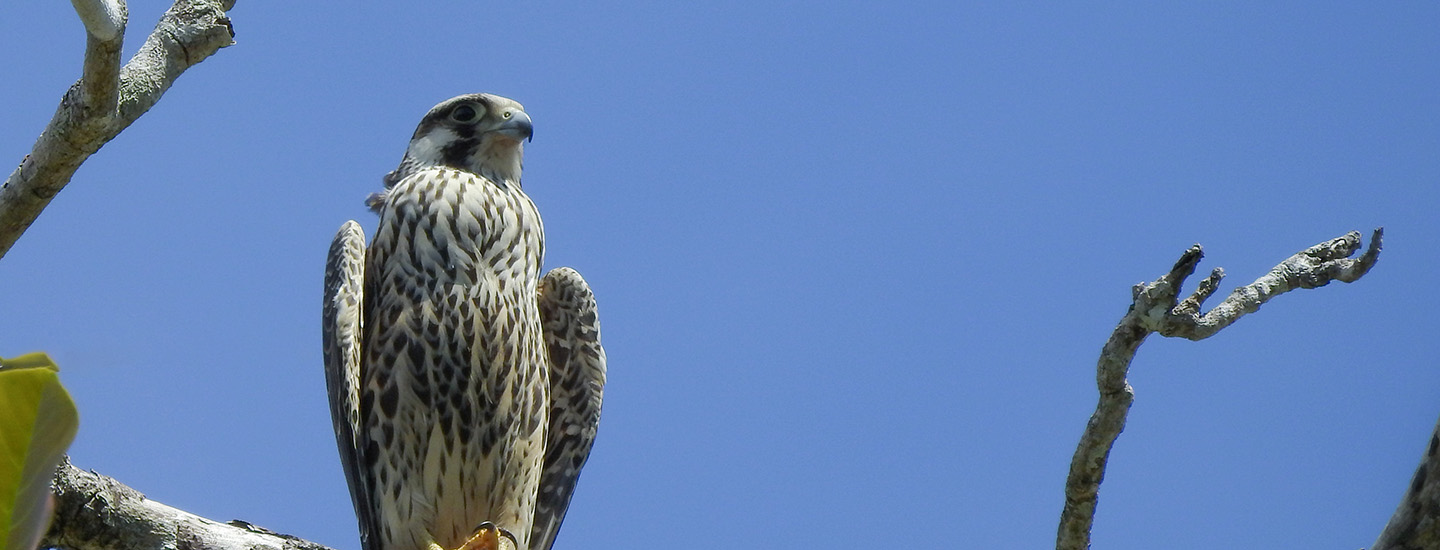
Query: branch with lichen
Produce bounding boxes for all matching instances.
[1056,229,1383,550]
[44,458,337,550]
[0,3,329,549]
[0,0,237,259]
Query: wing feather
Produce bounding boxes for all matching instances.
[529,267,607,550]
[323,220,376,550]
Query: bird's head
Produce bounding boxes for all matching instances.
[402,93,533,185]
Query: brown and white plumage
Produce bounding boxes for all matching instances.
[531,268,606,550]
[323,93,606,550]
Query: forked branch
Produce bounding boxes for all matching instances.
[1057,229,1383,550]
[0,0,236,259]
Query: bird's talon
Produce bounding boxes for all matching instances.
[454,522,516,550]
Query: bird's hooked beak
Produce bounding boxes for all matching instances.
[495,110,533,143]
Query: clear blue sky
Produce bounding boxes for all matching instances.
[2,2,1437,549]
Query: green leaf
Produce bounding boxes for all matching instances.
[0,356,79,550]
[0,353,58,372]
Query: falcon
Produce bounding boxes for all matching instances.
[323,93,606,550]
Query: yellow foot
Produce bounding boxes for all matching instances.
[453,522,517,550]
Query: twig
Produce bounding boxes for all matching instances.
[1153,230,1382,340]
[1057,229,1383,550]
[0,0,236,259]
[44,458,337,550]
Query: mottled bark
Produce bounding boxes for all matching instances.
[1374,416,1440,550]
[1058,229,1383,550]
[0,3,330,549]
[0,0,236,259]
[44,458,336,550]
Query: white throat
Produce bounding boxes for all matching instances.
[404,128,524,184]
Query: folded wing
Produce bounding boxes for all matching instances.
[530,267,607,550]
[322,220,376,550]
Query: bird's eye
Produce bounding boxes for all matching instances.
[502,112,513,119]
[450,104,482,123]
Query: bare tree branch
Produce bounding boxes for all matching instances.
[0,0,236,259]
[1153,230,1382,340]
[44,458,337,550]
[1057,229,1383,550]
[74,0,126,116]
[70,0,126,41]
[1373,416,1440,550]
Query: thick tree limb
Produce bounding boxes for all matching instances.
[0,0,236,260]
[44,458,337,550]
[1057,229,1383,550]
[1373,416,1440,550]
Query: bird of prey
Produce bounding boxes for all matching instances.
[323,93,606,550]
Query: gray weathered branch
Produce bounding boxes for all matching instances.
[70,0,126,41]
[1373,415,1440,550]
[74,0,126,116]
[44,458,337,550]
[0,0,236,259]
[1057,228,1383,550]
